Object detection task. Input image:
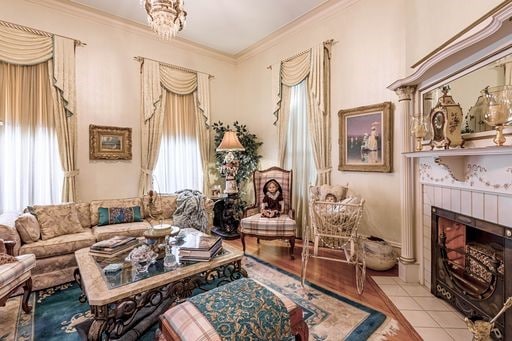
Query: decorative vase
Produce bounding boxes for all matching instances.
[481,85,512,146]
[126,245,157,273]
[362,237,397,271]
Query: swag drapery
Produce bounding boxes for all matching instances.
[271,40,332,236]
[0,23,78,203]
[138,59,211,196]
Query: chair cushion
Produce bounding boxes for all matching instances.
[240,213,296,237]
[98,206,143,226]
[0,253,35,287]
[19,230,95,258]
[90,198,143,226]
[92,221,154,241]
[15,213,41,244]
[33,203,84,240]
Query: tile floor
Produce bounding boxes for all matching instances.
[372,276,473,341]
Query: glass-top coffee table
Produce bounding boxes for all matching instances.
[74,229,246,341]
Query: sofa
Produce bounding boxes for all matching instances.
[0,195,180,290]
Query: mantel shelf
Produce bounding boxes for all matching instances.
[403,146,512,182]
[403,146,512,158]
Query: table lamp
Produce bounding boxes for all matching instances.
[216,130,245,194]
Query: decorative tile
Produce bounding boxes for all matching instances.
[461,190,471,215]
[471,192,484,219]
[402,310,439,328]
[378,284,408,296]
[427,311,466,328]
[498,195,512,227]
[415,327,454,341]
[413,297,452,311]
[400,284,432,297]
[442,188,451,210]
[450,189,461,213]
[444,328,473,341]
[483,194,498,223]
[389,296,422,310]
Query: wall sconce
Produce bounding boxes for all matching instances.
[216,130,245,194]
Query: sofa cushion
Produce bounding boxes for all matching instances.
[33,203,84,240]
[90,198,143,227]
[75,202,92,229]
[143,194,177,219]
[15,213,41,244]
[98,206,143,226]
[19,230,95,259]
[92,220,168,241]
[0,212,22,255]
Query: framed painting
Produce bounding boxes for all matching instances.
[89,125,132,160]
[338,102,393,172]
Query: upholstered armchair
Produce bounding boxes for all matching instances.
[239,167,297,259]
[0,239,35,313]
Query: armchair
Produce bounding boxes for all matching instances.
[239,167,297,259]
[0,239,35,313]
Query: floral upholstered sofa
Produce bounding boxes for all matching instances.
[0,195,178,290]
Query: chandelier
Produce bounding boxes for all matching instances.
[142,0,187,40]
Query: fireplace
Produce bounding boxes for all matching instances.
[431,206,511,340]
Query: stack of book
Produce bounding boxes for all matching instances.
[90,236,138,257]
[179,235,222,262]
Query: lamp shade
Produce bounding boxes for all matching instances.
[216,130,245,152]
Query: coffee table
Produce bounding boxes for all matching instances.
[74,231,246,341]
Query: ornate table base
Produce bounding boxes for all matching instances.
[74,260,247,340]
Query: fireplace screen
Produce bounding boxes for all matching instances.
[431,207,509,340]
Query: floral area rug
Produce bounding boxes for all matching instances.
[0,256,398,341]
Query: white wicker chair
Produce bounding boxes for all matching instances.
[301,185,366,294]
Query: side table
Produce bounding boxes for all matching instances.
[211,194,241,240]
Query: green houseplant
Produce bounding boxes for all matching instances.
[212,121,263,209]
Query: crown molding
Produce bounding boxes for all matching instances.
[25,0,237,64]
[234,0,359,62]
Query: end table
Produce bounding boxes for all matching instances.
[211,194,241,240]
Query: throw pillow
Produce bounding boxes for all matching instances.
[98,206,143,226]
[0,253,17,265]
[319,184,349,202]
[33,203,84,240]
[15,213,41,244]
[75,202,92,228]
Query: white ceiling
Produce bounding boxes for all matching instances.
[69,0,329,55]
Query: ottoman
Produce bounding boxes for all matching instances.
[160,278,308,340]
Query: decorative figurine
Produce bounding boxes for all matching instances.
[428,85,464,149]
[261,179,284,218]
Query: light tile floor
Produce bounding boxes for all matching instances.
[372,276,473,341]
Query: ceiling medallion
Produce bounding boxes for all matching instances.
[142,0,187,40]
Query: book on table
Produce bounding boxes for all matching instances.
[89,243,137,258]
[179,242,223,262]
[178,234,222,261]
[90,236,138,254]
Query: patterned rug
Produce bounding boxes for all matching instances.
[0,256,398,341]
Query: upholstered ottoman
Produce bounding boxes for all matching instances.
[160,278,308,340]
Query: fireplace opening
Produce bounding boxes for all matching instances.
[431,207,510,340]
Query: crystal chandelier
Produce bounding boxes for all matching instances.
[142,0,187,40]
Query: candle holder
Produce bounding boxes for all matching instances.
[411,115,428,151]
[481,85,512,146]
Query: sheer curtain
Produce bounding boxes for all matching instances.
[0,62,63,213]
[153,91,203,193]
[283,80,316,235]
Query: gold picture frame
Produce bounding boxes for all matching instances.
[89,125,132,160]
[338,102,393,172]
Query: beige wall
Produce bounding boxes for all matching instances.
[405,0,503,69]
[0,0,237,202]
[1,0,502,245]
[233,0,406,244]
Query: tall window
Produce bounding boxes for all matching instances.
[283,80,316,228]
[153,92,203,193]
[0,62,63,213]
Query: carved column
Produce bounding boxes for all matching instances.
[395,86,420,282]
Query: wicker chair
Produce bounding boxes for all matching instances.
[239,167,297,259]
[301,185,366,293]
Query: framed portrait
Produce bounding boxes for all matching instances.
[338,102,392,172]
[89,125,132,160]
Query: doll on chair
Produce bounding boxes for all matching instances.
[261,179,284,218]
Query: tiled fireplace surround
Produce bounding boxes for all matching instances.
[418,156,512,291]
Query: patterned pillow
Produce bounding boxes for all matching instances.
[98,206,143,226]
[33,203,84,240]
[15,213,41,244]
[0,253,17,265]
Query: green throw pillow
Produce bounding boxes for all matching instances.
[98,206,142,226]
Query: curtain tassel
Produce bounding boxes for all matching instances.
[64,169,79,177]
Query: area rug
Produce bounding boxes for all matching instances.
[1,255,398,341]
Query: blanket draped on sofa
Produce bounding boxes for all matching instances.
[173,190,208,233]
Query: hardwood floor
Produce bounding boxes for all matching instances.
[225,237,422,341]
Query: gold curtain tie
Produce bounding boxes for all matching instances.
[317,168,331,174]
[64,170,79,177]
[141,168,153,175]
